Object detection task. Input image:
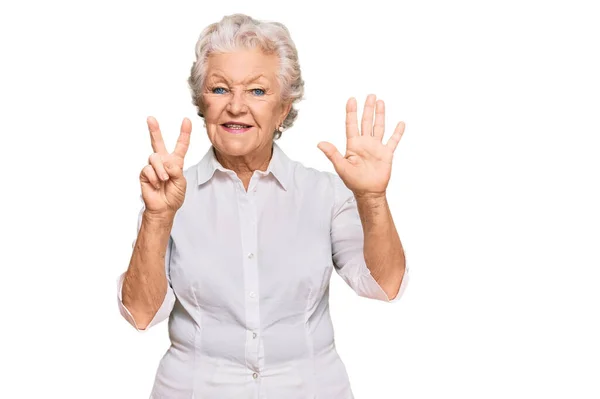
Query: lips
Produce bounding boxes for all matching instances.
[221,122,252,128]
[221,124,252,134]
[223,123,250,129]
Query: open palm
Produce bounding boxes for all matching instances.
[317,94,405,197]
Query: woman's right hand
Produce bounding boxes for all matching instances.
[140,116,192,218]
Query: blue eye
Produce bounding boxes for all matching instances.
[251,88,265,96]
[212,87,227,94]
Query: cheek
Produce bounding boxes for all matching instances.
[202,100,226,121]
[203,94,225,110]
[250,100,280,121]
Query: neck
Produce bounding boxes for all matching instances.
[214,144,273,179]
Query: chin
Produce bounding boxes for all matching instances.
[215,139,255,155]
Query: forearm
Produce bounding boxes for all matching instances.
[122,211,173,329]
[355,194,406,299]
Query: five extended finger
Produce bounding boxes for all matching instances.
[147,116,168,155]
[361,94,376,137]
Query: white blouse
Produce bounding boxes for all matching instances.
[117,142,409,398]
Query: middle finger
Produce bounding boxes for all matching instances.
[361,94,377,136]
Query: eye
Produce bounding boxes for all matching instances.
[211,87,228,94]
[250,88,265,96]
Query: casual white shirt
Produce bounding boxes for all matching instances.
[117,142,409,398]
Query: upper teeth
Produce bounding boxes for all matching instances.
[225,124,248,128]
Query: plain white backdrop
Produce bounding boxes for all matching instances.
[1,0,599,398]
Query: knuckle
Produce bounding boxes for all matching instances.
[148,153,161,164]
[142,165,154,177]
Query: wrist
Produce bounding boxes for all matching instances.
[142,209,175,226]
[353,192,387,204]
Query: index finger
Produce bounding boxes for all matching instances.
[345,97,359,139]
[361,94,376,137]
[147,116,168,154]
[172,117,192,159]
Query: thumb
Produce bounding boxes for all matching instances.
[164,161,183,181]
[317,141,344,167]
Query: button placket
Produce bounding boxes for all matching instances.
[240,186,260,375]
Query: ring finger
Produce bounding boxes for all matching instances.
[142,165,161,190]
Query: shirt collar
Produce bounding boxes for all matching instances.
[196,141,291,191]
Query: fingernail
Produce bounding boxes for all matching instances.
[162,174,169,180]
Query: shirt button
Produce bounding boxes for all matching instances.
[252,332,257,339]
[248,253,254,259]
[249,291,256,298]
[253,372,259,379]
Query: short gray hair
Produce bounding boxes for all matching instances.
[188,14,305,140]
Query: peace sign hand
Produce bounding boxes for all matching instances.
[140,116,192,218]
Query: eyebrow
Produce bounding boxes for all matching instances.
[208,72,268,85]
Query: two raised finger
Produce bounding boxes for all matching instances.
[173,118,192,159]
[148,116,192,159]
[147,116,168,155]
[145,117,191,184]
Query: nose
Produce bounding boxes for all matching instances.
[226,90,248,114]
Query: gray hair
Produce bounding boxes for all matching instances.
[188,14,305,140]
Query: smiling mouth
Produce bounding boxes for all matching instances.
[220,124,253,134]
[221,123,252,129]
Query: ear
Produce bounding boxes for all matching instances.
[280,101,292,122]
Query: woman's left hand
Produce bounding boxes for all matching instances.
[317,94,405,198]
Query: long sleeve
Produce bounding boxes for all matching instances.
[116,199,177,331]
[330,174,409,302]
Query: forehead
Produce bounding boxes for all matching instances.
[205,48,280,84]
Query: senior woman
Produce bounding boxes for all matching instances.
[117,13,409,399]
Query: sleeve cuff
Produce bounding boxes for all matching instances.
[356,264,409,303]
[384,265,409,302]
[116,272,175,331]
[340,250,410,303]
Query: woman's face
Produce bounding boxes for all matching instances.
[202,48,291,157]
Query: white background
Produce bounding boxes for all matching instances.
[1,0,599,398]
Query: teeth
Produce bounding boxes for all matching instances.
[224,124,249,129]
